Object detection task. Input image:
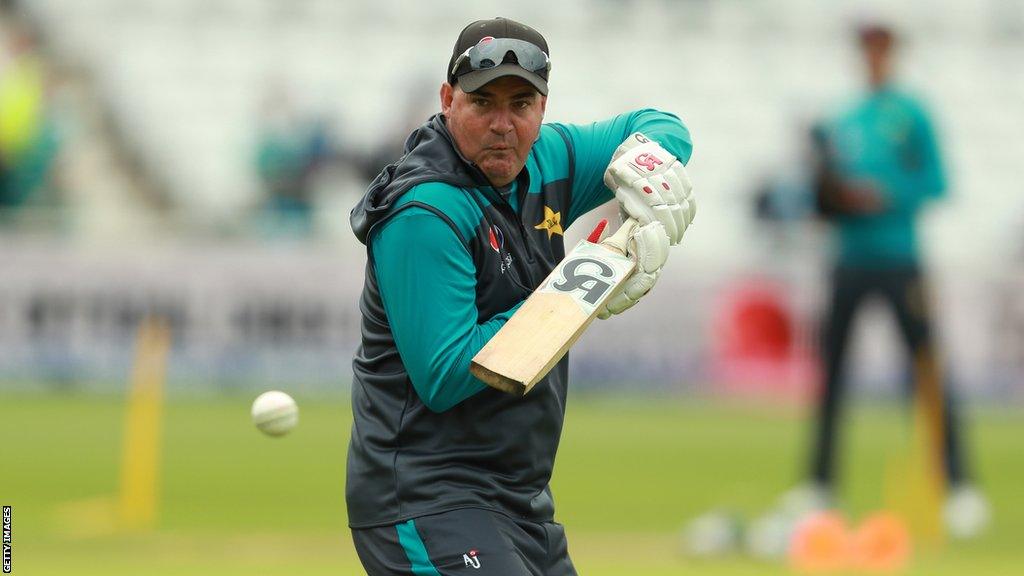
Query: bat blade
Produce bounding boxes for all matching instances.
[471,227,636,395]
[884,348,948,546]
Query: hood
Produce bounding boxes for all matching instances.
[350,114,488,245]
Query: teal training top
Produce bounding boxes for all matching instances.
[372,111,691,413]
[345,109,691,528]
[825,84,947,266]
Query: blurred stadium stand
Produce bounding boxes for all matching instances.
[10,0,1023,260]
[3,0,1024,396]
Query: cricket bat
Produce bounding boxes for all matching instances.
[884,346,947,545]
[471,218,638,395]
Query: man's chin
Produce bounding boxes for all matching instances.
[479,161,519,186]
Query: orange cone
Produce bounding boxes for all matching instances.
[788,511,851,573]
[851,512,912,572]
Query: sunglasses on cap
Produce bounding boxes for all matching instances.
[450,37,551,79]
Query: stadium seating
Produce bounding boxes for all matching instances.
[16,0,1023,268]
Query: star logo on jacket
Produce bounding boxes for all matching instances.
[534,206,563,239]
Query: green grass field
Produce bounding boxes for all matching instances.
[2,392,1022,575]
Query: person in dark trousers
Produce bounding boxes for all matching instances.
[777,21,989,542]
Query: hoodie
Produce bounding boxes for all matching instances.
[346,110,692,528]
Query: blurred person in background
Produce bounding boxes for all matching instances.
[0,18,60,218]
[766,21,990,542]
[347,17,694,575]
[253,84,334,236]
[354,79,438,185]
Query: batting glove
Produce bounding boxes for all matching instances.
[604,132,696,246]
[592,218,670,319]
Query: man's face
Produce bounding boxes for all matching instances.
[441,76,547,186]
[860,32,894,88]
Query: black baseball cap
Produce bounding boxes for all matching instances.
[448,17,551,95]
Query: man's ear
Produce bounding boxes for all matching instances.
[539,95,547,116]
[440,83,454,115]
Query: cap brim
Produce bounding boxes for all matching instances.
[457,63,548,96]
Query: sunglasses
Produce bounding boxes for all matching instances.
[450,37,551,79]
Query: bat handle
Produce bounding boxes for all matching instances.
[586,219,609,243]
[600,218,638,256]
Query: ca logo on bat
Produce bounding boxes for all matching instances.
[552,257,615,305]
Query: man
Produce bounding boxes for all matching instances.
[347,17,694,575]
[779,22,989,540]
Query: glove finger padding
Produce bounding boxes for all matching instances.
[629,221,670,273]
[669,163,697,224]
[651,204,681,245]
[597,268,661,319]
[595,221,667,320]
[614,187,656,227]
[621,267,661,302]
[660,166,687,205]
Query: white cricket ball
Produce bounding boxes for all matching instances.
[251,390,299,437]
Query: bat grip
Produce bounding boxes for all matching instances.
[600,218,638,256]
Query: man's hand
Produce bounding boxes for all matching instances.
[590,218,670,319]
[835,181,886,214]
[604,132,695,245]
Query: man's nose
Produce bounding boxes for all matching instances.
[489,108,514,134]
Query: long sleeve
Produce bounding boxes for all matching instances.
[371,208,521,412]
[551,109,694,226]
[889,103,947,213]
